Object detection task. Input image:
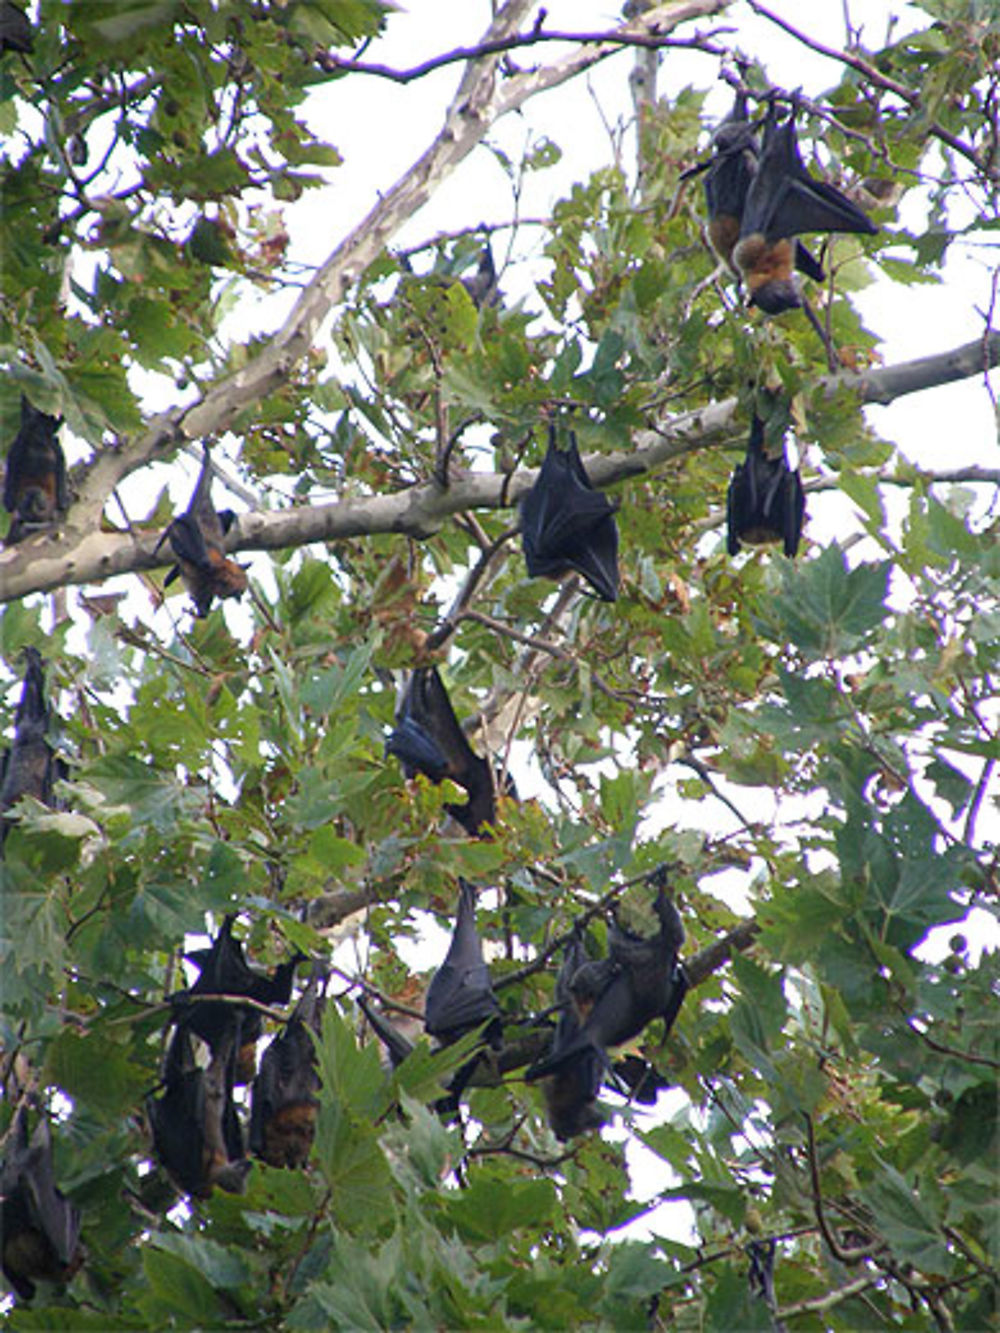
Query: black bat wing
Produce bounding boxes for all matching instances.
[358,994,415,1069]
[186,446,226,546]
[781,467,806,558]
[424,880,500,1041]
[20,1117,81,1268]
[461,243,499,308]
[165,513,213,571]
[147,1031,210,1196]
[744,107,877,242]
[400,668,496,832]
[385,713,451,782]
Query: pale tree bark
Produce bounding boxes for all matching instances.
[1,332,997,603]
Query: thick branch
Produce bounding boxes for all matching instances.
[59,1,724,546]
[2,334,995,603]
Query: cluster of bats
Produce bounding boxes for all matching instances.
[0,85,880,1301]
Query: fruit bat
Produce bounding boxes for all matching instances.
[385,667,498,836]
[726,414,805,558]
[460,242,500,308]
[146,1020,250,1199]
[1,647,67,840]
[520,424,619,602]
[748,1239,787,1332]
[171,916,301,1084]
[249,972,325,1169]
[3,396,68,545]
[537,932,606,1141]
[700,93,825,289]
[424,880,501,1046]
[732,98,877,314]
[527,888,687,1084]
[0,1109,82,1301]
[156,446,247,617]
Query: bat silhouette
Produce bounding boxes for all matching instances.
[3,396,68,544]
[156,446,247,617]
[733,97,877,314]
[147,1020,250,1199]
[0,2,31,54]
[424,879,501,1046]
[520,424,619,603]
[726,414,805,558]
[1,1109,82,1301]
[385,667,499,836]
[249,972,325,1169]
[527,888,687,1085]
[460,242,500,308]
[537,932,607,1141]
[357,994,415,1070]
[1,647,67,840]
[172,916,301,1084]
[748,1239,787,1332]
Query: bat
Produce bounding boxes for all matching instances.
[460,243,500,308]
[537,932,606,1141]
[248,971,325,1169]
[733,97,877,314]
[527,888,687,1084]
[520,424,619,603]
[748,1239,788,1332]
[147,1021,250,1199]
[3,396,68,544]
[726,414,805,558]
[1,647,67,840]
[385,667,498,837]
[1,1109,82,1301]
[172,916,301,1084]
[156,446,247,617]
[424,879,501,1046]
[701,92,825,287]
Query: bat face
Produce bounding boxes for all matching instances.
[158,448,247,617]
[3,397,68,544]
[519,425,619,603]
[249,1001,322,1169]
[734,101,878,314]
[1,648,65,839]
[726,416,806,557]
[1,1111,82,1301]
[424,880,501,1043]
[385,668,497,836]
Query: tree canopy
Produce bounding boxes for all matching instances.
[1,1,998,1329]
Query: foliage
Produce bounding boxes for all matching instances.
[1,1,998,1329]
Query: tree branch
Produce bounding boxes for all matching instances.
[4,331,997,602]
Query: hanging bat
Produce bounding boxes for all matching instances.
[3,396,68,545]
[748,1239,788,1333]
[1,1109,82,1301]
[726,414,805,558]
[172,916,301,1084]
[732,97,877,315]
[519,424,619,603]
[385,667,498,837]
[1,647,67,840]
[536,932,607,1141]
[424,879,501,1046]
[249,972,325,1169]
[146,1020,250,1199]
[527,888,687,1084]
[700,91,825,288]
[460,242,500,308]
[156,445,247,617]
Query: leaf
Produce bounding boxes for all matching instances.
[863,1158,954,1275]
[769,543,890,655]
